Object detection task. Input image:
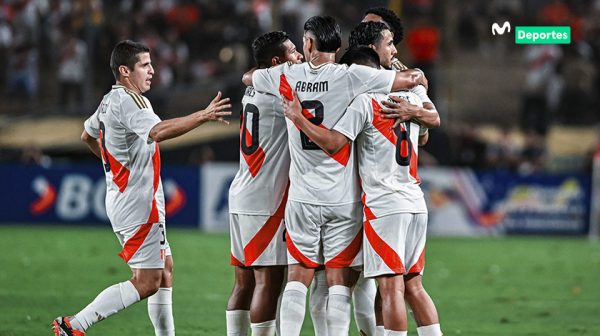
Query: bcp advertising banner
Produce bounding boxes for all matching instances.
[0,164,200,228]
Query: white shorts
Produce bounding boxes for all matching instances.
[363,213,427,278]
[285,200,363,268]
[229,212,287,267]
[116,222,171,269]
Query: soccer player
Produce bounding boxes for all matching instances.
[354,14,443,336]
[227,31,303,336]
[52,40,232,336]
[282,46,442,336]
[243,16,425,336]
[350,20,440,129]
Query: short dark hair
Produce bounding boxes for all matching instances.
[252,31,290,68]
[304,16,341,53]
[110,40,150,81]
[339,46,380,69]
[364,7,404,45]
[348,21,389,48]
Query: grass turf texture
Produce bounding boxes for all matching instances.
[0,226,599,335]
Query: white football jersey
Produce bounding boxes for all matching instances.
[84,85,165,231]
[252,62,395,205]
[334,91,427,218]
[229,86,290,215]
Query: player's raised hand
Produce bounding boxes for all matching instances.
[381,95,418,129]
[201,91,232,125]
[282,90,303,124]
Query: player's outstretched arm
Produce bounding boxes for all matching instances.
[282,91,349,155]
[391,69,428,91]
[81,130,102,159]
[380,97,440,129]
[149,92,232,143]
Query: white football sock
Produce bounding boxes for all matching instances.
[326,285,352,336]
[309,271,328,336]
[71,280,140,331]
[251,320,277,336]
[384,330,407,336]
[148,287,175,336]
[279,281,308,336]
[417,324,443,336]
[375,325,385,336]
[352,275,376,335]
[226,310,250,336]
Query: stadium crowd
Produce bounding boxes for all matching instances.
[1,0,599,172]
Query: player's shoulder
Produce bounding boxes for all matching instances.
[111,85,148,110]
[243,85,278,104]
[389,90,423,106]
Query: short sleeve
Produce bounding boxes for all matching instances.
[83,107,101,138]
[410,85,432,105]
[120,95,161,143]
[348,65,395,97]
[252,65,284,97]
[333,95,370,141]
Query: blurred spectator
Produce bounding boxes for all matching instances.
[485,127,520,170]
[405,15,440,100]
[20,143,51,168]
[188,146,215,165]
[518,131,547,174]
[520,44,562,136]
[58,34,87,114]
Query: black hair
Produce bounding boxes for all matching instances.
[364,7,404,45]
[339,46,380,69]
[110,40,150,81]
[348,21,390,49]
[303,16,341,53]
[252,31,290,69]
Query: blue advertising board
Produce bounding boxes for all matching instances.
[0,164,200,228]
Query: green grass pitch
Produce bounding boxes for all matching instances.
[1,226,599,335]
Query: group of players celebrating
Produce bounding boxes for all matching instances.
[228,8,443,336]
[51,6,442,336]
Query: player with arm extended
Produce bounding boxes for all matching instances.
[245,16,424,336]
[226,31,303,336]
[52,40,231,336]
[359,9,440,130]
[282,46,442,336]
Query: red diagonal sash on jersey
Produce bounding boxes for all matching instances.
[371,98,421,183]
[99,132,130,193]
[371,98,397,145]
[279,74,351,166]
[147,142,161,224]
[240,123,265,177]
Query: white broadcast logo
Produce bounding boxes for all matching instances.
[492,21,511,35]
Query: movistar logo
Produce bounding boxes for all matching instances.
[492,21,511,35]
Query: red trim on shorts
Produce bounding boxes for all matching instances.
[325,228,363,268]
[361,194,377,221]
[286,231,320,268]
[244,190,288,266]
[364,219,406,274]
[230,253,244,266]
[408,247,426,274]
[118,223,154,263]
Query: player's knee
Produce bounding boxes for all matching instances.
[404,275,425,298]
